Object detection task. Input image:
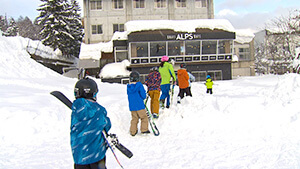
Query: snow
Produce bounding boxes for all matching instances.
[125,19,236,34]
[100,60,130,78]
[235,29,255,44]
[2,36,300,169]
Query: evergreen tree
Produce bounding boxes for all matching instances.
[36,0,83,58]
[0,15,8,35]
[66,0,84,58]
[5,17,18,36]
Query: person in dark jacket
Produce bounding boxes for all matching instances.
[127,71,150,136]
[71,78,111,169]
[145,66,161,118]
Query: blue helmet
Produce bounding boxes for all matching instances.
[206,75,211,79]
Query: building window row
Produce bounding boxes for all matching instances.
[238,48,251,61]
[92,24,125,34]
[90,0,207,10]
[130,40,233,58]
[92,25,103,34]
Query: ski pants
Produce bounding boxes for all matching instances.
[130,109,149,135]
[148,90,160,115]
[178,87,192,99]
[206,88,213,94]
[160,84,171,107]
[74,156,106,169]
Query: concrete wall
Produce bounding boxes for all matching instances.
[83,0,214,43]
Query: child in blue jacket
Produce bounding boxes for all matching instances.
[71,78,111,169]
[127,71,150,136]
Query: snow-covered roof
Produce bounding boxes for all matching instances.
[235,29,255,44]
[79,19,236,60]
[79,31,128,60]
[125,19,235,33]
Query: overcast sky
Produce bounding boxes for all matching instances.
[0,0,299,33]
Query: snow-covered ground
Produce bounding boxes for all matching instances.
[1,35,300,169]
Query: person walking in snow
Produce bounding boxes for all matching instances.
[177,63,195,103]
[205,75,214,94]
[71,77,111,169]
[127,71,150,136]
[159,55,176,109]
[145,66,161,118]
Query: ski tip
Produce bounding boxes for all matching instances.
[50,91,59,95]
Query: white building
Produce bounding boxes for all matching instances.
[82,0,214,43]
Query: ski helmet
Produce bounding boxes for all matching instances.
[161,56,169,62]
[74,78,98,100]
[180,63,186,68]
[129,71,140,82]
[206,75,211,79]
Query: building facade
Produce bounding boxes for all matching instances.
[106,19,236,83]
[82,0,214,43]
[232,30,255,77]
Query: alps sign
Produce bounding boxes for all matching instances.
[167,33,202,40]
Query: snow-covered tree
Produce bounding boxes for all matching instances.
[0,15,8,34]
[36,0,83,58]
[5,18,18,36]
[256,9,300,74]
[64,0,84,58]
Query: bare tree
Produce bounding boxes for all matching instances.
[257,9,300,74]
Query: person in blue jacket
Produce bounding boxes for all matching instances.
[71,78,111,169]
[127,71,150,136]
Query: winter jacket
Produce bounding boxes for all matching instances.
[159,62,176,85]
[145,71,161,91]
[205,78,213,89]
[71,98,111,165]
[177,68,189,89]
[188,72,195,87]
[127,82,147,111]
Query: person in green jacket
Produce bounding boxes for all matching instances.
[159,56,176,108]
[205,75,213,94]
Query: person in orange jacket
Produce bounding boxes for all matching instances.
[177,63,195,104]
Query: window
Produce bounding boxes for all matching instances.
[133,0,145,8]
[92,25,103,34]
[195,0,206,8]
[168,41,184,56]
[91,1,102,10]
[154,0,167,8]
[202,41,217,54]
[185,41,200,55]
[113,24,124,33]
[150,42,166,57]
[218,40,231,54]
[176,0,186,8]
[239,48,251,60]
[112,0,124,9]
[131,42,148,57]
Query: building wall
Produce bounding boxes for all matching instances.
[232,40,255,77]
[83,0,214,43]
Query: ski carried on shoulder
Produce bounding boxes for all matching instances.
[144,96,160,136]
[50,91,133,168]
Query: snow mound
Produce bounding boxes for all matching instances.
[100,60,130,78]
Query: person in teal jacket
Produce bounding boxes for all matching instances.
[71,78,111,169]
[159,55,176,108]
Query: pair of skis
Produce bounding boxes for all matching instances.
[50,91,132,169]
[144,95,160,136]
